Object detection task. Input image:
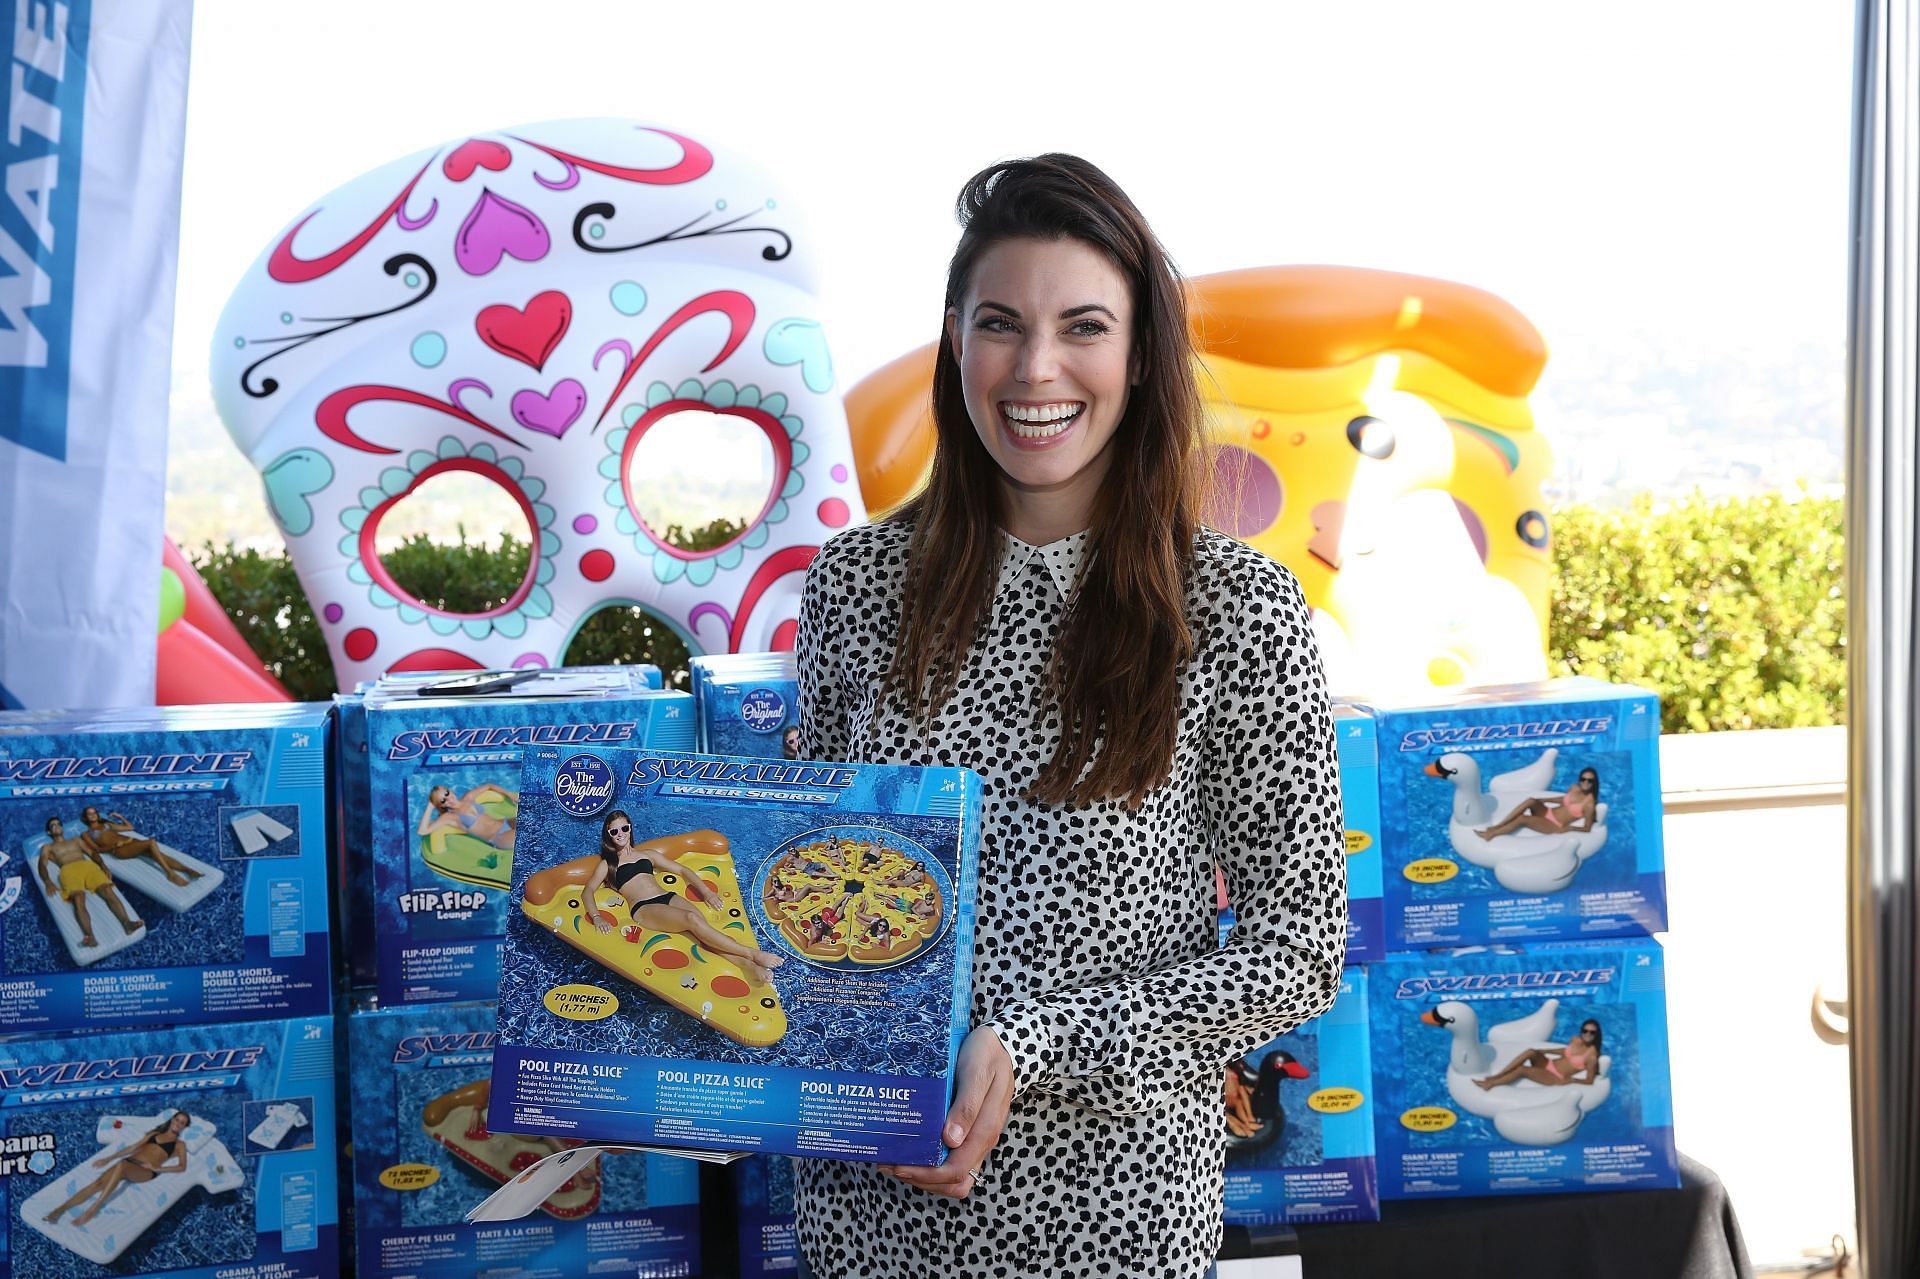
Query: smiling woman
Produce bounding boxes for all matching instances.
[948,237,1137,535]
[790,155,1347,1279]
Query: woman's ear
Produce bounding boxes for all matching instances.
[944,308,962,364]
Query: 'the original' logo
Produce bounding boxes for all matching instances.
[554,753,617,817]
[740,687,787,734]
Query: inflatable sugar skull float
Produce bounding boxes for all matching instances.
[213,119,862,685]
[849,266,1555,697]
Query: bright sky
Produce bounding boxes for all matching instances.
[174,0,1853,405]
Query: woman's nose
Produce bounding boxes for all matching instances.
[1015,335,1060,384]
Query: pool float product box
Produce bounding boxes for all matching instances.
[0,1014,338,1278]
[1222,967,1379,1225]
[690,653,801,759]
[334,666,663,992]
[732,1155,799,1274]
[492,747,982,1164]
[347,1000,700,1279]
[359,672,693,1006]
[1368,678,1665,949]
[1333,705,1384,963]
[0,704,333,1033]
[1367,940,1679,1199]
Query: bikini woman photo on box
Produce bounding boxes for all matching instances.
[791,155,1347,1279]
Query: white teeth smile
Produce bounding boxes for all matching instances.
[1001,402,1083,439]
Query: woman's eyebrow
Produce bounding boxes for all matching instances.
[972,301,1121,322]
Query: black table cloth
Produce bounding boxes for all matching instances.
[1220,1153,1753,1279]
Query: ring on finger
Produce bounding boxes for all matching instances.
[967,1166,990,1187]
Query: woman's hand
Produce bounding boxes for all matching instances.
[880,1027,1013,1200]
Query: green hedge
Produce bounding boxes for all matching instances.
[1548,492,1844,732]
[193,495,1846,733]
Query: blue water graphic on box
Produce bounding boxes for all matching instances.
[734,1155,798,1275]
[1222,964,1378,1224]
[1333,705,1384,963]
[494,748,982,1165]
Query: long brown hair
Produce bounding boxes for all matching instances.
[885,155,1206,808]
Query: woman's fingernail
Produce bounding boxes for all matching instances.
[945,1123,965,1144]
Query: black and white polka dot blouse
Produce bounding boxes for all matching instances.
[790,518,1347,1279]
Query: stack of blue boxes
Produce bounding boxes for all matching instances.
[334,667,707,1279]
[688,651,801,759]
[1220,678,1678,1230]
[0,659,1680,1275]
[1357,678,1677,1201]
[0,703,342,1278]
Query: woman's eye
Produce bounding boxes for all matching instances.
[976,316,1017,334]
[1068,320,1109,337]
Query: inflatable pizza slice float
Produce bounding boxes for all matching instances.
[521,829,787,1047]
[423,1078,601,1219]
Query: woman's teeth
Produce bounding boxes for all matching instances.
[1001,403,1082,439]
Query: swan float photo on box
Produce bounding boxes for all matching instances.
[1222,966,1379,1226]
[1368,679,1665,949]
[0,1015,338,1279]
[1368,941,1678,1199]
[492,748,982,1164]
[357,673,693,1006]
[347,1000,700,1279]
[0,705,332,1033]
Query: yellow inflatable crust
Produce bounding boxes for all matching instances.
[422,1078,600,1219]
[760,836,943,967]
[520,830,788,1048]
[844,345,937,519]
[1188,266,1546,399]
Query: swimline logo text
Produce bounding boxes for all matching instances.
[387,722,637,761]
[627,757,859,789]
[0,1046,267,1090]
[393,1031,497,1064]
[1396,719,1613,752]
[1393,969,1617,999]
[0,751,253,782]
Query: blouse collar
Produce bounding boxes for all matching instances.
[996,528,1090,601]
